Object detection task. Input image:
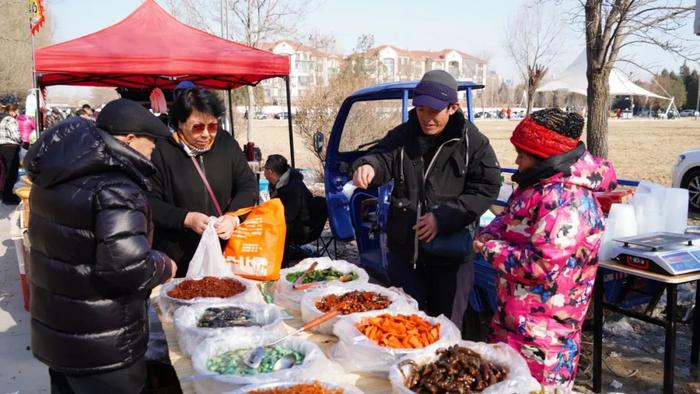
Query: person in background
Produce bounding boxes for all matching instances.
[44,108,62,130]
[81,103,94,118]
[16,110,36,149]
[263,154,316,267]
[473,108,618,389]
[24,99,177,393]
[76,108,92,121]
[0,103,21,204]
[149,87,257,277]
[351,70,501,319]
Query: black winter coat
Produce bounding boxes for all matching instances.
[352,109,501,264]
[24,118,172,374]
[148,130,257,276]
[270,169,314,244]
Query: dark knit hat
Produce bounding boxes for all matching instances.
[510,108,584,158]
[413,70,459,111]
[97,99,171,139]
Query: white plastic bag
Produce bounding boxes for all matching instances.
[158,275,262,322]
[187,218,232,279]
[389,340,541,394]
[300,283,419,335]
[229,379,363,394]
[273,257,370,314]
[331,310,461,375]
[190,333,343,392]
[174,301,288,357]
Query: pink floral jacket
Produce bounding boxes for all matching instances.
[479,150,617,386]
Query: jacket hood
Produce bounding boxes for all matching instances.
[274,168,303,190]
[25,117,156,189]
[557,150,617,192]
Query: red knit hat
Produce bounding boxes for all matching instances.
[510,108,584,158]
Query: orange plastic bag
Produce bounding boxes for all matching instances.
[223,198,286,281]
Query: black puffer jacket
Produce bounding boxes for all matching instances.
[352,108,501,264]
[270,169,314,244]
[24,118,172,374]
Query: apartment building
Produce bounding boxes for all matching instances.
[260,40,342,106]
[369,45,487,84]
[260,40,488,105]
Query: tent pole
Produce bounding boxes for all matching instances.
[284,76,295,168]
[227,89,234,135]
[35,76,43,133]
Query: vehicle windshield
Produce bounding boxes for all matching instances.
[338,99,403,153]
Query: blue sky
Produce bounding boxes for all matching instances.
[46,0,698,85]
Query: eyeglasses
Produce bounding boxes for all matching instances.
[190,122,218,133]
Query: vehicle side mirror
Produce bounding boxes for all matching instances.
[313,131,324,154]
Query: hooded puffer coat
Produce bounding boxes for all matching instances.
[24,118,172,374]
[479,149,617,387]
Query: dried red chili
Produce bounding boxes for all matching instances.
[315,290,391,315]
[248,382,343,394]
[167,276,246,300]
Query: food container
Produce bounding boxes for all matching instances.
[191,334,342,392]
[174,301,288,357]
[159,276,259,321]
[331,311,460,374]
[273,257,369,314]
[230,379,363,394]
[388,341,541,394]
[300,283,418,335]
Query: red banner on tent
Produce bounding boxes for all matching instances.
[29,0,45,35]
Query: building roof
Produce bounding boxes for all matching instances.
[372,45,486,63]
[261,40,342,59]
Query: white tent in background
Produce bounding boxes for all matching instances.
[537,51,669,100]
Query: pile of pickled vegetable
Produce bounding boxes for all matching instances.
[206,346,304,375]
[168,276,246,300]
[197,306,255,328]
[248,381,344,394]
[285,268,358,284]
[402,345,508,393]
[315,291,391,314]
[356,314,440,349]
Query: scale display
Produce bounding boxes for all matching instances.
[612,232,700,275]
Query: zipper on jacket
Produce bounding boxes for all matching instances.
[408,137,461,269]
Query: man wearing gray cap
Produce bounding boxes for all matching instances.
[24,99,177,393]
[351,70,500,323]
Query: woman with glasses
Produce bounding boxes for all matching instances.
[149,87,257,277]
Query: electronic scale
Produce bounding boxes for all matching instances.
[611,232,700,275]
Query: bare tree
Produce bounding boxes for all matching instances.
[505,0,564,115]
[580,0,696,158]
[294,35,379,172]
[0,0,54,102]
[224,0,308,143]
[164,0,216,33]
[162,0,308,143]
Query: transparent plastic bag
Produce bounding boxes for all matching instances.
[388,340,541,394]
[229,379,363,394]
[273,257,369,314]
[174,301,288,357]
[187,218,232,279]
[331,310,461,375]
[158,275,262,322]
[300,283,419,335]
[190,333,343,392]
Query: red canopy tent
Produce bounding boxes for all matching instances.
[35,0,297,163]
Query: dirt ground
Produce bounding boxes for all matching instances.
[248,117,700,394]
[240,117,699,188]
